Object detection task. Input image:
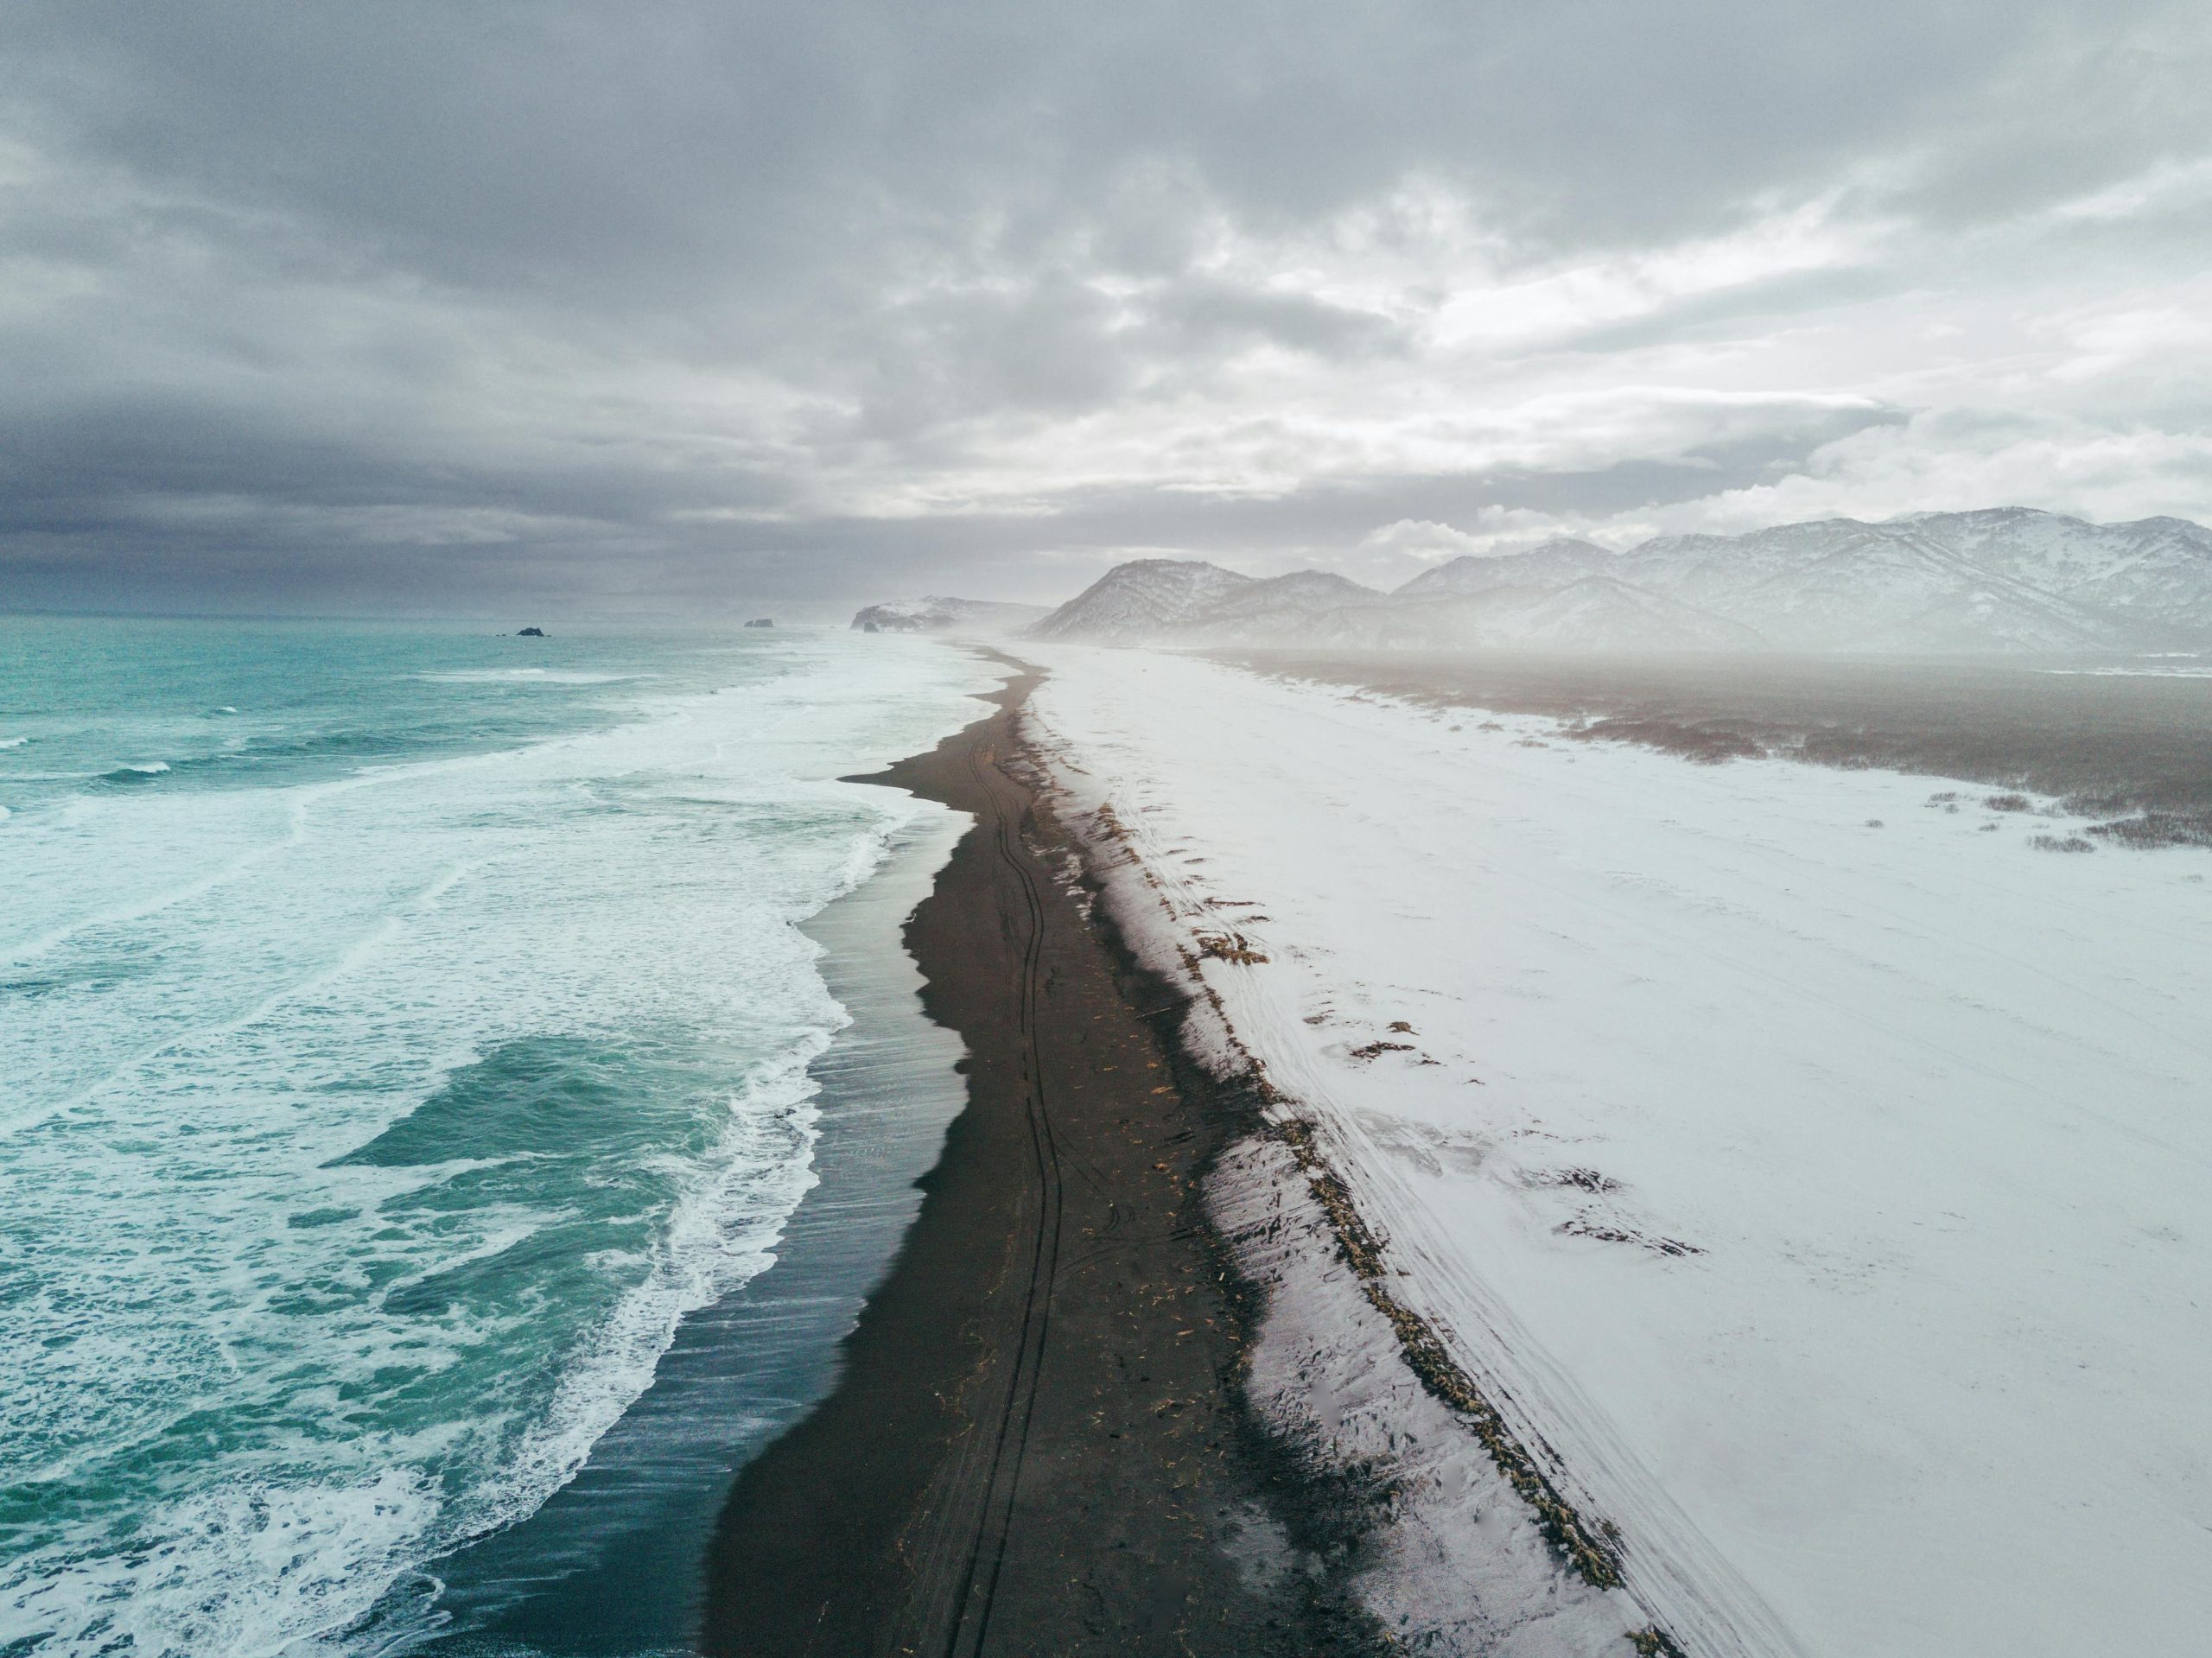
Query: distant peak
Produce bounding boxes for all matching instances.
[1027,556,1256,640]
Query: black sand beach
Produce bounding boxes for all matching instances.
[701,665,1383,1657]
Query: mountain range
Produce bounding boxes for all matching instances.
[1020,509,2212,653]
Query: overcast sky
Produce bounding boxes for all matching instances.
[5,1,2210,615]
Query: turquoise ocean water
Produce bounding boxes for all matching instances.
[0,618,998,1655]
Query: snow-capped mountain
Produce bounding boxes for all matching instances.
[849,594,1051,634]
[1024,510,2212,652]
[1402,578,1767,651]
[1394,537,1617,599]
[1025,559,1264,641]
[1613,512,2158,651]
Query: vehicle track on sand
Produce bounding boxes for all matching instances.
[702,664,1389,1658]
[912,736,1066,1658]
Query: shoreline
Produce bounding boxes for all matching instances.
[700,661,1388,1656]
[421,807,973,1655]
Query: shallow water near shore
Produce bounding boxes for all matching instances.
[414,809,971,1655]
[0,616,998,1656]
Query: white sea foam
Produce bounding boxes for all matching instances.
[0,631,1005,1657]
[3,1471,441,1658]
[415,669,649,684]
[489,1048,828,1538]
[2039,665,2212,677]
[0,734,28,748]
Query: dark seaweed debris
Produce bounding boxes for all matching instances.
[1346,1040,1416,1061]
[1527,1166,1619,1194]
[1272,1119,1630,1593]
[1197,933,1271,964]
[1556,1216,1705,1257]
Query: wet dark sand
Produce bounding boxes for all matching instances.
[701,666,1382,1657]
[1222,651,2212,821]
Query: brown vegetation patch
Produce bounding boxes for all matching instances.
[2031,834,2096,854]
[1795,729,1887,770]
[1571,716,1764,765]
[2087,810,2212,848]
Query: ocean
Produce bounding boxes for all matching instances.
[0,616,1000,1656]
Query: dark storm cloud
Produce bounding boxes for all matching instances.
[3,0,2209,612]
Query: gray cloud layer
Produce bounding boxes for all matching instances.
[4,1,2209,613]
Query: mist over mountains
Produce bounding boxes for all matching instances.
[1016,509,2212,653]
[848,595,1050,635]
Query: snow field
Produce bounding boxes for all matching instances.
[1026,646,2212,1658]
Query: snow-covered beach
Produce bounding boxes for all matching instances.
[1025,646,2212,1656]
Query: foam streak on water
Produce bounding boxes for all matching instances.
[0,619,1000,1657]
